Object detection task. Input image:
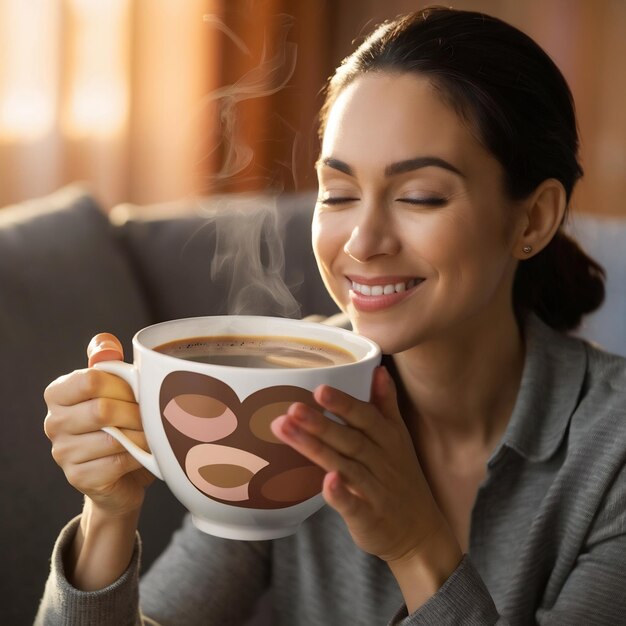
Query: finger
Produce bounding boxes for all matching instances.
[46,397,141,437]
[52,428,148,466]
[286,402,382,462]
[87,333,124,367]
[312,384,392,444]
[322,470,371,520]
[271,414,375,498]
[45,367,136,408]
[370,366,404,424]
[65,452,144,494]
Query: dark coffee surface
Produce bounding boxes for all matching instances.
[154,334,355,369]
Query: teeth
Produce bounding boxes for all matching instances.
[351,279,419,296]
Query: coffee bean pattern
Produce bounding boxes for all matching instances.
[160,371,325,509]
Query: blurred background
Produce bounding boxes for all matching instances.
[0,0,624,215]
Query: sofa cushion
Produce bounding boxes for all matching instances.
[0,185,154,624]
[567,213,626,357]
[112,192,339,323]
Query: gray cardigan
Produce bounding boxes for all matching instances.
[35,316,626,625]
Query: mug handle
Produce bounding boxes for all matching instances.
[93,361,164,480]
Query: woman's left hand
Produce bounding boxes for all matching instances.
[271,365,447,564]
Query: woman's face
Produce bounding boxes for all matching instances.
[313,72,523,355]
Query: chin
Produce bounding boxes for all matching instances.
[350,319,414,356]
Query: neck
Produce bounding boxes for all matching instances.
[392,309,525,458]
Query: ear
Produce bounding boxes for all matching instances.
[512,178,567,260]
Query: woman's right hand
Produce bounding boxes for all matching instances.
[44,333,155,519]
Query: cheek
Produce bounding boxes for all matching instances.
[311,211,331,263]
[312,213,347,291]
[422,210,506,270]
[426,212,514,306]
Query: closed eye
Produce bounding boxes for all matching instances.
[317,196,359,206]
[397,197,447,207]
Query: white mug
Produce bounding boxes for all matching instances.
[95,315,380,540]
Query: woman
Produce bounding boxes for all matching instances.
[37,7,626,625]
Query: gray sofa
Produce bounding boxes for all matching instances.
[0,185,337,625]
[0,185,624,625]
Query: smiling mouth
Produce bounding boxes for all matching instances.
[350,277,424,296]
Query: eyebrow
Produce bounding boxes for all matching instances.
[317,156,465,178]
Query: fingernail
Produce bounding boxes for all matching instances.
[283,417,304,440]
[96,339,118,351]
[329,472,342,492]
[293,404,315,423]
[88,340,116,358]
[88,343,123,367]
[318,385,333,403]
[270,414,286,433]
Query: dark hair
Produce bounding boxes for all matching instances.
[319,6,604,331]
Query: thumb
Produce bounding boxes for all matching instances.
[87,333,124,368]
[371,366,403,422]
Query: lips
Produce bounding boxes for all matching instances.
[346,275,424,312]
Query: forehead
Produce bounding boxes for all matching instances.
[321,72,482,168]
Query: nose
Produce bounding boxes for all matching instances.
[343,204,400,262]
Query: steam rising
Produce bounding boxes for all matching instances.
[201,195,301,318]
[196,13,303,319]
[201,13,298,181]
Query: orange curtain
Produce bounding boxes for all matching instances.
[0,0,218,209]
[0,0,333,210]
[3,1,621,215]
[201,0,332,194]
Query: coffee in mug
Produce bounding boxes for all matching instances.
[94,316,380,540]
[154,335,356,368]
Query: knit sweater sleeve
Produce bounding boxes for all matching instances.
[387,555,504,626]
[34,514,272,626]
[34,515,143,626]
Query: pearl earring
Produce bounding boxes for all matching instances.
[522,245,532,254]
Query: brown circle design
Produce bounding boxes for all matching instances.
[160,371,325,509]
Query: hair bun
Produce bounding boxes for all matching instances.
[514,230,605,332]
